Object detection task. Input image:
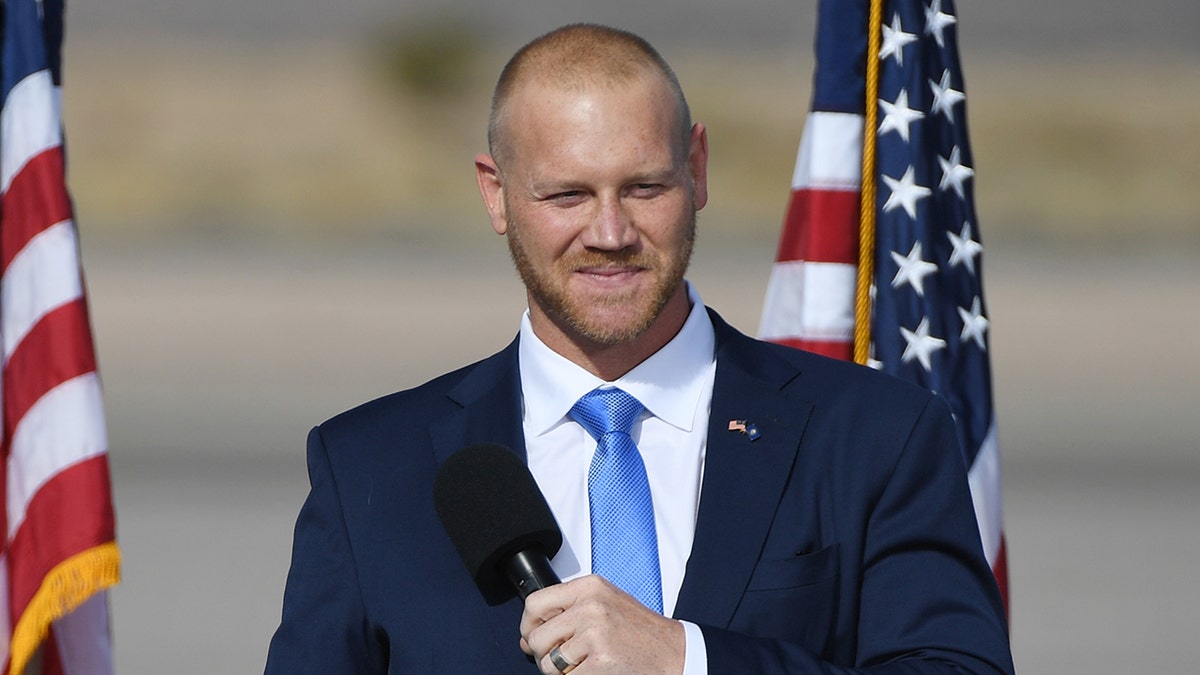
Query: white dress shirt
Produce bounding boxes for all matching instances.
[520,281,715,673]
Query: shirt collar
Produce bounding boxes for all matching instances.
[518,281,716,437]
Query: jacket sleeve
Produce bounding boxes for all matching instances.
[264,427,386,674]
[701,395,1014,674]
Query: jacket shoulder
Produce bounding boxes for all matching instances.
[711,309,934,411]
[316,338,519,445]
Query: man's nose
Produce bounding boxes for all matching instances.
[582,196,638,251]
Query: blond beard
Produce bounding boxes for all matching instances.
[506,215,695,346]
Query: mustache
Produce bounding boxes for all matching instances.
[562,249,657,269]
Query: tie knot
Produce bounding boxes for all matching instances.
[570,387,644,441]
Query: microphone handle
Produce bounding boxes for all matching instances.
[504,547,561,600]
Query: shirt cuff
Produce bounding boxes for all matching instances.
[679,620,708,675]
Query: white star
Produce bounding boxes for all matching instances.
[900,318,946,372]
[880,13,918,66]
[924,0,957,48]
[929,69,965,121]
[879,90,925,142]
[890,241,939,297]
[946,221,983,275]
[937,146,975,199]
[958,296,990,349]
[881,166,932,220]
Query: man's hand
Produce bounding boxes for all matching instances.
[520,575,685,674]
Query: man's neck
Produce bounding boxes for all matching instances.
[529,292,692,382]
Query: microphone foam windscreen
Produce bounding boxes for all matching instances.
[434,443,563,596]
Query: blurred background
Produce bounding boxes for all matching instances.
[58,0,1199,671]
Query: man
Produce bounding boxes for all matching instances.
[266,24,1014,674]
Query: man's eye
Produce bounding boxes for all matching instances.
[631,184,664,196]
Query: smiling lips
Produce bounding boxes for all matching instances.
[573,265,648,288]
[577,265,642,276]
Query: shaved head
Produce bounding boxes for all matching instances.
[487,24,692,169]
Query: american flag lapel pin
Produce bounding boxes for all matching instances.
[728,419,761,441]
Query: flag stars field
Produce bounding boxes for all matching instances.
[867,0,1005,590]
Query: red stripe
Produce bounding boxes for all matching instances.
[992,536,1009,621]
[767,337,853,362]
[5,455,115,616]
[0,146,72,274]
[775,188,860,265]
[2,299,98,451]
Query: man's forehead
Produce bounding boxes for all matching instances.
[490,66,686,172]
[507,66,664,106]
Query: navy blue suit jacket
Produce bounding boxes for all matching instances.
[266,310,1014,673]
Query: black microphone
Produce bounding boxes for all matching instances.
[434,443,563,604]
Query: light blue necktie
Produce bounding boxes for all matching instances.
[570,387,663,613]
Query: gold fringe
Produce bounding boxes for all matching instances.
[8,542,121,675]
[855,0,885,365]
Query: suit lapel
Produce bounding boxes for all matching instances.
[430,337,527,465]
[427,338,532,672]
[674,314,814,627]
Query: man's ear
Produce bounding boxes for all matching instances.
[687,123,710,211]
[475,153,509,235]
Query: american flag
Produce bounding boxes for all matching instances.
[759,0,1007,604]
[1,1,121,673]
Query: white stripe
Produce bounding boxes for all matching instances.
[792,111,864,192]
[758,260,857,342]
[7,373,108,541]
[967,422,1004,568]
[1,70,63,195]
[54,591,115,675]
[1,219,83,364]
